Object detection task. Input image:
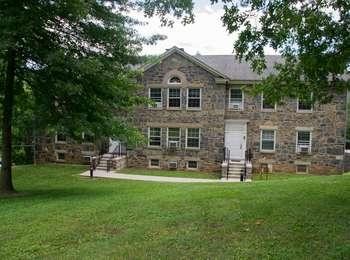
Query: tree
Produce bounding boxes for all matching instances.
[0,0,194,194]
[216,0,349,103]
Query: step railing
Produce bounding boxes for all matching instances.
[242,148,253,181]
[223,147,230,180]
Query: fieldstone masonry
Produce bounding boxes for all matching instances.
[129,51,347,174]
[36,48,347,174]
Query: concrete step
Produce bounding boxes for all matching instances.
[222,176,241,180]
[229,161,245,165]
[96,166,107,170]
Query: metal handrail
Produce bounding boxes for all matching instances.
[223,147,230,180]
[243,148,253,181]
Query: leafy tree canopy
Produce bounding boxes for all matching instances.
[0,0,194,192]
[215,0,350,103]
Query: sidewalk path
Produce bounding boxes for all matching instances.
[80,170,249,183]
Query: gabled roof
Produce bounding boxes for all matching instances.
[195,54,283,81]
[141,46,229,79]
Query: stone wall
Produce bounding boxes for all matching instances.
[128,52,226,172]
[130,52,347,174]
[224,87,346,173]
[37,135,97,165]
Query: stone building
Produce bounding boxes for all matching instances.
[128,46,348,174]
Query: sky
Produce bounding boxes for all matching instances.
[134,1,239,55]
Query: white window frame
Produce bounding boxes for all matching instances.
[187,160,199,170]
[168,76,182,85]
[148,88,162,109]
[185,128,201,149]
[261,93,277,111]
[149,158,160,168]
[167,88,181,109]
[55,133,67,144]
[260,129,276,153]
[148,127,162,148]
[296,131,312,154]
[229,87,244,111]
[81,132,94,144]
[55,150,67,161]
[297,94,313,112]
[167,128,181,148]
[186,88,201,110]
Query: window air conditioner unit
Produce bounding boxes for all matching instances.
[152,102,162,108]
[168,161,178,170]
[298,145,310,154]
[168,141,179,149]
[229,102,242,110]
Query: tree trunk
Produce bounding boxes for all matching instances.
[0,48,16,193]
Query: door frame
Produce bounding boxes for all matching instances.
[224,119,248,160]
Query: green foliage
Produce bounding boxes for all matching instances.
[1,164,350,258]
[217,0,350,103]
[0,0,194,148]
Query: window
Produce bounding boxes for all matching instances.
[149,127,161,147]
[297,95,313,111]
[149,88,162,108]
[82,132,94,143]
[168,76,181,84]
[296,164,308,173]
[186,128,200,149]
[168,88,181,108]
[149,159,160,168]
[229,88,243,110]
[57,152,65,161]
[187,88,201,109]
[187,161,198,169]
[167,128,181,148]
[261,93,276,111]
[260,130,276,152]
[55,133,67,143]
[296,131,312,153]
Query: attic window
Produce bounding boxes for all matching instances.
[168,76,181,84]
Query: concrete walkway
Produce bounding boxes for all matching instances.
[80,170,249,183]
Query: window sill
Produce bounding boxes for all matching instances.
[261,109,276,112]
[186,108,201,111]
[185,147,200,150]
[147,146,162,149]
[296,152,312,155]
[55,141,67,144]
[260,150,275,154]
[297,110,313,113]
[167,107,182,110]
[227,108,244,111]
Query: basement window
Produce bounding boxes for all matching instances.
[56,152,65,161]
[187,161,198,170]
[149,159,160,168]
[296,164,308,173]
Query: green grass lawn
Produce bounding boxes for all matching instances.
[118,167,220,179]
[1,164,350,259]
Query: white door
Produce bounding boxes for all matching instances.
[225,121,247,160]
[109,139,120,153]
